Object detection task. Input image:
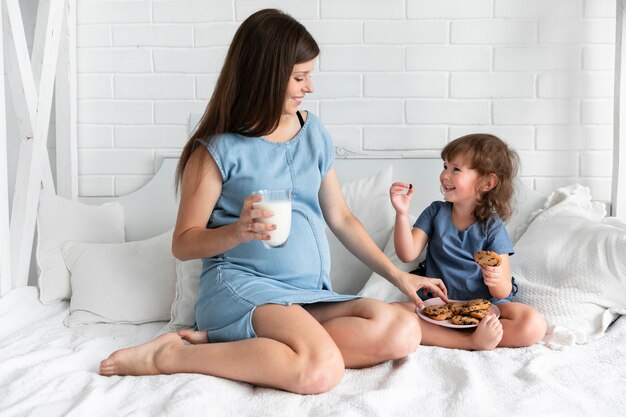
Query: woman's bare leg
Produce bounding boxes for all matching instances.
[100,304,344,394]
[304,298,422,368]
[179,298,421,369]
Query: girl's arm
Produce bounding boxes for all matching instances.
[389,183,428,263]
[393,214,429,263]
[171,147,273,260]
[319,168,447,306]
[481,254,513,299]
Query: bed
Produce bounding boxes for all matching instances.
[1,149,625,417]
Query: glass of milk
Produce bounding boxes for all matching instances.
[252,189,292,249]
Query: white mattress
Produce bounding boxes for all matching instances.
[1,286,625,417]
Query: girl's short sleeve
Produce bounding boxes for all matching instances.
[487,218,514,256]
[413,201,443,237]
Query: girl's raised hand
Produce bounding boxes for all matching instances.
[389,182,414,215]
[394,271,448,310]
[234,194,276,244]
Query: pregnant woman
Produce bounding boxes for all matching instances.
[99,8,447,394]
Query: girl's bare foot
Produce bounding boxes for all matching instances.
[470,314,503,351]
[99,333,183,376]
[178,329,210,345]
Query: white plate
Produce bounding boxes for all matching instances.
[416,297,500,329]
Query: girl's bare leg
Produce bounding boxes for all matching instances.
[100,304,345,394]
[396,302,503,350]
[304,298,421,368]
[496,302,547,347]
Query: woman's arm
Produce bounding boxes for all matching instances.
[319,167,447,306]
[171,147,273,260]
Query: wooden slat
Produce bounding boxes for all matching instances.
[0,0,11,296]
[614,0,626,219]
[3,0,36,133]
[31,0,51,94]
[7,0,65,287]
[55,0,77,199]
[33,0,64,193]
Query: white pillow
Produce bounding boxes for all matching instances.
[62,230,177,326]
[507,179,547,244]
[37,191,125,304]
[358,215,422,303]
[327,166,395,295]
[511,185,626,346]
[169,259,202,331]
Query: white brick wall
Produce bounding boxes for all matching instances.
[74,0,616,202]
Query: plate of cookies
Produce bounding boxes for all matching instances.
[417,297,500,329]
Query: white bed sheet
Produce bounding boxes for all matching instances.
[1,286,625,417]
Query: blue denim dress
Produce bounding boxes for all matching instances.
[194,113,359,342]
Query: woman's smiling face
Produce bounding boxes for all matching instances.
[283,59,316,115]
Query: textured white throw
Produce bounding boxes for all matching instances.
[511,185,626,348]
[1,287,625,417]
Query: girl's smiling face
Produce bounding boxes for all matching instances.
[440,157,481,205]
[283,59,316,115]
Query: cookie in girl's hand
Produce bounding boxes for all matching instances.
[474,250,501,267]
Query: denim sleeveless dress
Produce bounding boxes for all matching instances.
[194,113,359,342]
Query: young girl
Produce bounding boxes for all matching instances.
[99,9,447,394]
[390,134,546,350]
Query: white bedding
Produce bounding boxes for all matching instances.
[1,286,625,417]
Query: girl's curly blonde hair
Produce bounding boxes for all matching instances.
[441,133,519,222]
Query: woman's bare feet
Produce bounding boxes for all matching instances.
[178,329,210,345]
[99,333,183,376]
[470,314,503,350]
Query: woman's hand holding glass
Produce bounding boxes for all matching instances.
[235,194,276,244]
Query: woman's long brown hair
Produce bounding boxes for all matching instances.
[175,9,320,192]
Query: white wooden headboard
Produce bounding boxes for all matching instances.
[79,151,545,243]
[79,154,444,241]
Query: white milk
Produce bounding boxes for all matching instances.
[252,200,292,247]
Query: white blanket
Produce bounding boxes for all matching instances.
[1,286,625,417]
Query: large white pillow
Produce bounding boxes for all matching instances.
[62,230,177,326]
[169,258,202,331]
[511,185,626,347]
[37,191,125,304]
[358,215,422,303]
[506,179,546,244]
[327,166,395,295]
